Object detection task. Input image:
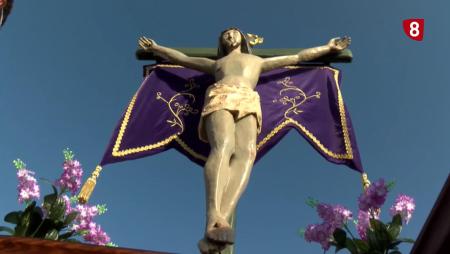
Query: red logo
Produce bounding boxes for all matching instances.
[403,18,424,41]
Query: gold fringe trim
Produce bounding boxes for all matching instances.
[174,137,207,161]
[78,165,103,204]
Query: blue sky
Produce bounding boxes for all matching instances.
[1,1,449,253]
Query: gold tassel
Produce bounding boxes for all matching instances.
[361,172,371,191]
[78,165,103,204]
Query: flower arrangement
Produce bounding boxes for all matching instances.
[0,149,116,247]
[302,179,415,254]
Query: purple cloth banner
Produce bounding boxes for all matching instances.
[100,64,363,172]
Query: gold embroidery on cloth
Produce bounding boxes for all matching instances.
[272,76,321,119]
[156,79,199,134]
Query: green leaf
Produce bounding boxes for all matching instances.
[105,242,118,247]
[298,228,305,237]
[13,159,26,170]
[96,204,108,215]
[4,211,22,225]
[387,214,403,241]
[14,213,30,237]
[386,181,396,191]
[370,219,386,232]
[397,238,415,244]
[387,224,401,241]
[33,207,44,218]
[370,219,390,251]
[43,193,57,211]
[391,214,403,228]
[63,211,79,226]
[69,196,78,204]
[32,218,54,238]
[14,202,36,236]
[63,148,75,161]
[26,208,44,236]
[44,229,59,240]
[49,197,67,222]
[58,230,75,240]
[345,238,358,254]
[75,229,89,236]
[305,197,320,208]
[52,185,58,196]
[388,240,402,249]
[353,239,369,253]
[367,229,381,252]
[333,228,347,246]
[0,226,14,235]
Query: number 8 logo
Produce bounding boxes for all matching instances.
[409,22,420,37]
[403,18,424,41]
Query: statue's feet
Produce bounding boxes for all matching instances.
[206,216,234,245]
[206,226,234,245]
[198,237,227,254]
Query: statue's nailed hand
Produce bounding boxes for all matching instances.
[328,36,351,52]
[139,37,157,51]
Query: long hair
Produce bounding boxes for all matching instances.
[217,27,252,59]
[0,0,14,27]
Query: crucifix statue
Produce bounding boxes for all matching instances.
[137,28,351,253]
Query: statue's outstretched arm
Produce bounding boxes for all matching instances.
[261,37,351,72]
[139,37,215,75]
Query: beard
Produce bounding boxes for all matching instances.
[226,40,240,50]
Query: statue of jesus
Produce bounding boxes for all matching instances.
[138,28,350,253]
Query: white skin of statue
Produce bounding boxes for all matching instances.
[139,29,350,254]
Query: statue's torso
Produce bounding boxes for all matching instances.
[214,53,263,89]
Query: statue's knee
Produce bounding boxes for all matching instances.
[247,146,257,160]
[211,139,235,157]
[222,140,235,155]
[236,145,256,161]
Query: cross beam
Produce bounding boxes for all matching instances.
[136,48,353,63]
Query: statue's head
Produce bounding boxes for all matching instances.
[217,27,252,58]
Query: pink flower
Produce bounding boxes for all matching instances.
[75,204,98,220]
[356,208,380,240]
[16,169,40,204]
[304,223,334,250]
[56,160,83,195]
[358,178,388,212]
[356,210,370,240]
[61,195,73,215]
[317,203,334,223]
[390,194,415,224]
[317,203,352,228]
[83,222,111,246]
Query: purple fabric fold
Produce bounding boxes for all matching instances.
[100,64,363,172]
